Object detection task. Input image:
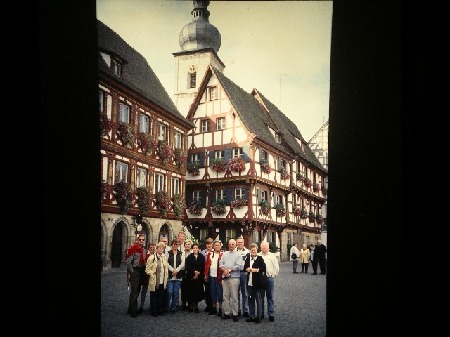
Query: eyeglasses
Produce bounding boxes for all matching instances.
[138,239,145,241]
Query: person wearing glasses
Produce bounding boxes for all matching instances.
[165,240,185,313]
[125,233,148,317]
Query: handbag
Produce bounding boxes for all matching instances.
[291,252,297,259]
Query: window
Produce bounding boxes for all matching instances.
[260,190,268,202]
[174,131,182,149]
[215,189,226,200]
[201,120,210,133]
[209,86,217,100]
[119,103,130,123]
[280,159,286,169]
[189,72,196,88]
[155,173,165,193]
[276,194,283,206]
[260,149,268,161]
[193,190,201,202]
[159,123,167,141]
[172,177,180,196]
[115,161,128,183]
[225,229,236,243]
[235,188,244,199]
[111,58,122,76]
[275,133,281,144]
[191,153,199,163]
[233,147,243,158]
[139,114,150,134]
[199,229,208,242]
[216,117,225,130]
[214,150,224,159]
[99,90,104,112]
[136,167,147,188]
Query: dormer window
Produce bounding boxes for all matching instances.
[209,86,217,100]
[217,117,226,130]
[111,58,122,77]
[275,133,281,144]
[201,119,210,132]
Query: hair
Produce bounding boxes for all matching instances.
[260,241,269,248]
[148,242,156,247]
[177,231,186,239]
[205,237,214,244]
[249,242,258,250]
[171,240,179,246]
[156,242,165,249]
[184,239,193,246]
[192,242,200,249]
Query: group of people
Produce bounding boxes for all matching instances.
[289,240,327,275]
[125,232,280,324]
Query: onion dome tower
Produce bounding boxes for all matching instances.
[173,0,225,116]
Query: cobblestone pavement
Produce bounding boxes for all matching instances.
[101,262,326,337]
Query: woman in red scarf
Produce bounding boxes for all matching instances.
[126,234,147,317]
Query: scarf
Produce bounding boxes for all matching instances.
[127,243,145,265]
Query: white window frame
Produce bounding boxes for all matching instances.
[233,147,243,158]
[115,161,128,183]
[193,190,201,202]
[209,86,217,100]
[119,103,130,123]
[214,150,224,159]
[99,90,104,112]
[136,167,147,188]
[139,114,150,134]
[217,117,225,130]
[276,194,283,205]
[215,189,226,200]
[201,120,210,133]
[174,131,182,149]
[159,123,168,141]
[261,190,268,202]
[155,173,165,193]
[235,188,244,199]
[172,177,181,196]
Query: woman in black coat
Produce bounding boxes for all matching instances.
[243,243,266,323]
[185,243,205,312]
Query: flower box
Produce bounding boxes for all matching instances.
[293,207,301,216]
[114,181,133,214]
[231,198,247,209]
[155,191,170,217]
[296,173,304,182]
[174,148,186,169]
[116,122,135,149]
[313,183,320,192]
[211,158,227,172]
[137,133,154,155]
[187,161,200,176]
[100,113,112,137]
[316,214,324,224]
[279,167,289,180]
[228,157,246,172]
[188,200,203,216]
[259,199,271,216]
[172,194,185,220]
[303,177,312,188]
[211,199,226,215]
[157,141,174,164]
[308,211,316,223]
[136,186,151,214]
[275,203,285,217]
[300,208,308,219]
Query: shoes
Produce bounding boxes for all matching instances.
[320,272,326,275]
[182,306,188,311]
[209,308,217,315]
[246,317,255,322]
[151,312,158,317]
[217,308,222,317]
[254,318,260,323]
[238,312,241,316]
[269,316,275,322]
[131,312,137,317]
[293,271,299,274]
[158,311,165,316]
[222,314,231,320]
[312,273,317,275]
[138,307,143,314]
[261,315,265,319]
[233,315,239,322]
[194,308,199,313]
[243,312,250,317]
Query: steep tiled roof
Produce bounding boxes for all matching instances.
[254,91,326,173]
[212,67,325,173]
[212,68,291,156]
[97,20,191,126]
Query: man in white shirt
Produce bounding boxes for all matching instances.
[259,241,279,322]
[235,237,250,317]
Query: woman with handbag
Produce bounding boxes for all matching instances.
[289,243,300,274]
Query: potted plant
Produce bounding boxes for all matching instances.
[135,186,151,214]
[303,177,312,188]
[116,122,135,149]
[275,203,285,217]
[157,140,174,164]
[172,194,185,220]
[211,198,226,215]
[187,160,200,176]
[211,158,227,172]
[296,172,304,182]
[293,207,301,216]
[155,191,170,217]
[259,199,271,216]
[316,213,324,224]
[279,167,289,180]
[300,208,308,219]
[308,211,316,223]
[114,181,133,214]
[228,157,246,172]
[260,159,272,174]
[137,133,154,155]
[174,148,186,169]
[313,183,320,192]
[321,184,328,196]
[231,198,247,209]
[188,200,203,216]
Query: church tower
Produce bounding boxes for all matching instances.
[173,0,225,116]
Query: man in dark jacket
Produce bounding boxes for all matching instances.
[314,240,327,275]
[243,243,266,323]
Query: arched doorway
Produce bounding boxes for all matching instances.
[111,221,124,268]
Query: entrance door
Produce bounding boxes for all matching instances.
[111,222,124,268]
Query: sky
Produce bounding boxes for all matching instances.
[96,0,332,142]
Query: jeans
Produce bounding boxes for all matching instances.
[209,277,223,303]
[261,276,275,317]
[165,279,181,311]
[238,271,249,314]
[248,286,263,319]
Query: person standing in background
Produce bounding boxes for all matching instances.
[235,237,250,317]
[180,239,193,310]
[259,241,279,322]
[185,243,206,313]
[309,243,318,275]
[204,240,224,316]
[244,243,266,323]
[145,241,168,317]
[299,243,311,274]
[125,234,147,317]
[201,237,214,313]
[138,241,155,313]
[289,243,300,274]
[165,240,185,313]
[315,240,327,275]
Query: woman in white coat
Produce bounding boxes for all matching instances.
[289,243,301,274]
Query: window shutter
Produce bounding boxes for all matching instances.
[242,188,247,200]
[186,190,193,205]
[224,148,232,161]
[225,188,232,204]
[200,189,206,207]
[257,188,261,203]
[209,150,215,166]
[199,152,205,166]
[210,190,217,205]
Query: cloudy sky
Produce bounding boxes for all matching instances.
[96,0,332,142]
